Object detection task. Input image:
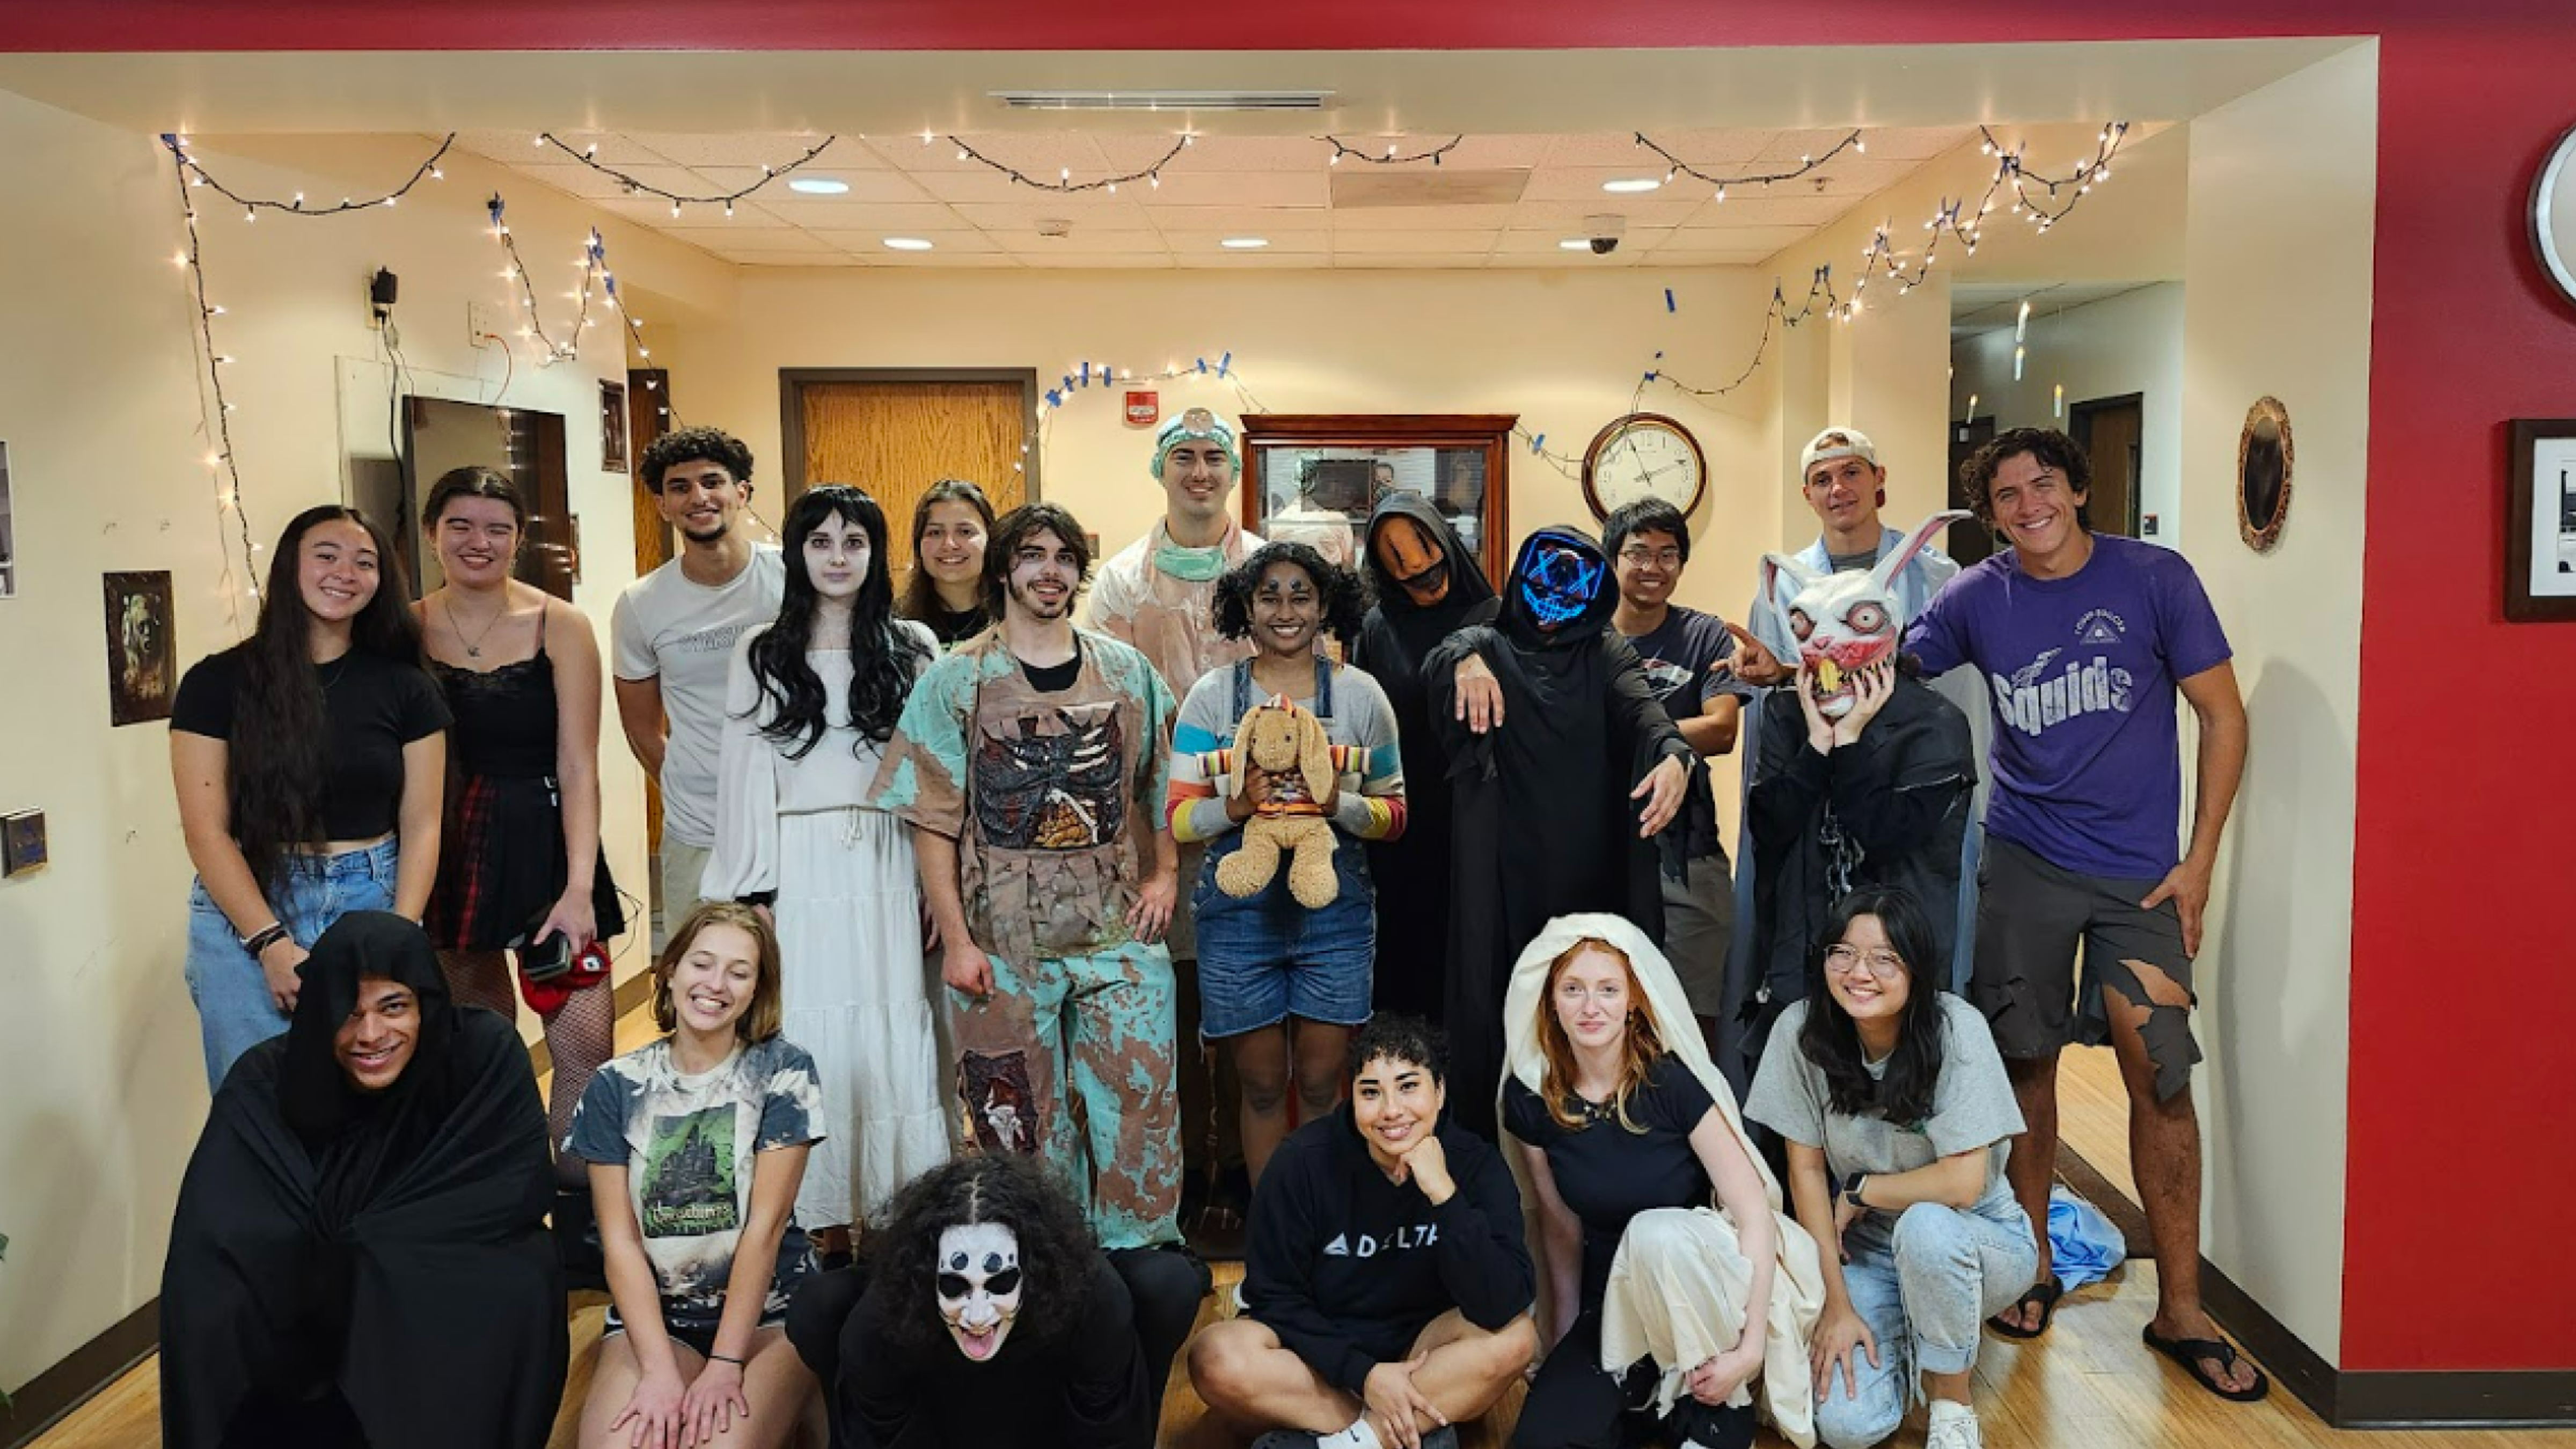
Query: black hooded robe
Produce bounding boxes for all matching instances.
[1349,493,1499,1021]
[160,912,568,1449]
[1425,526,1694,1136]
[1724,677,1976,1099]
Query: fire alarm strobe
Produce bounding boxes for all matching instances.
[1125,390,1159,427]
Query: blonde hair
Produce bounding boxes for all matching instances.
[1535,936,1667,1133]
[651,901,785,1043]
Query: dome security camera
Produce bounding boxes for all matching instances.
[1584,214,1626,255]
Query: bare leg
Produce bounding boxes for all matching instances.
[1993,1051,2060,1333]
[578,1334,661,1449]
[700,1327,820,1449]
[1187,1318,1363,1435]
[1388,1309,1539,1426]
[1232,1025,1293,1186]
[2102,974,2258,1395]
[1288,1019,1352,1131]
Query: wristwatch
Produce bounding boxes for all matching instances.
[1842,1175,1870,1211]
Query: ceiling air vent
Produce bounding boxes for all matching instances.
[990,90,1334,113]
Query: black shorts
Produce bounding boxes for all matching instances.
[1968,836,2202,1099]
[604,1301,789,1359]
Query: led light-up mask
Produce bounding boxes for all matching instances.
[935,1223,1023,1362]
[1515,531,1607,631]
[1372,515,1451,605]
[1760,510,1966,719]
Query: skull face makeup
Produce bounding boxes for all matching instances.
[1518,537,1606,631]
[1372,515,1451,606]
[1760,510,1967,720]
[935,1222,1024,1362]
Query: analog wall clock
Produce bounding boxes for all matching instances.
[1581,412,1706,522]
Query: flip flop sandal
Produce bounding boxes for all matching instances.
[2142,1324,2272,1402]
[1985,1277,2063,1340]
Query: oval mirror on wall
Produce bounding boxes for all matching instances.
[2533,123,2576,308]
[2237,396,2292,553]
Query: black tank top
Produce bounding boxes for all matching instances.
[429,609,558,779]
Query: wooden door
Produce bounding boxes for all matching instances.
[2071,394,2144,538]
[627,367,676,852]
[1947,415,1997,566]
[785,376,1033,583]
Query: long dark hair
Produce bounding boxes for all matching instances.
[744,485,930,757]
[1212,540,1366,644]
[228,504,423,892]
[1797,888,1949,1124]
[898,479,998,625]
[866,1154,1101,1355]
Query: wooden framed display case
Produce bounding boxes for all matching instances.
[1238,413,1517,586]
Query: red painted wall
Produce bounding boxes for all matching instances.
[8,0,2574,1374]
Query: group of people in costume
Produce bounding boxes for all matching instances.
[159,401,2259,1449]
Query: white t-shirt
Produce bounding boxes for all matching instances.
[611,545,786,846]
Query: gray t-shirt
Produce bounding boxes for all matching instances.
[611,545,786,846]
[1744,993,2022,1213]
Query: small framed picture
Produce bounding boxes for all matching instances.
[2,809,45,879]
[2507,419,2576,621]
[104,570,177,724]
[601,379,630,473]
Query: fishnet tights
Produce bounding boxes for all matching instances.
[440,950,616,1190]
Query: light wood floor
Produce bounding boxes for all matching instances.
[32,1044,2575,1448]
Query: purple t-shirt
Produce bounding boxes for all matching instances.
[1904,535,2231,880]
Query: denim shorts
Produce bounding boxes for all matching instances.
[184,838,400,1089]
[1190,835,1375,1039]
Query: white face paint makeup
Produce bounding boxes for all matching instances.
[934,1222,1023,1362]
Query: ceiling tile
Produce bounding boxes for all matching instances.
[832,230,1004,255]
[1507,197,1705,228]
[1671,196,1858,229]
[1147,135,1324,172]
[1520,167,1689,202]
[1140,205,1331,233]
[901,133,1114,174]
[752,171,939,205]
[1845,125,1980,160]
[1329,203,1516,231]
[1328,231,1497,255]
[1641,249,1785,267]
[624,131,852,168]
[536,130,671,166]
[1546,129,1775,167]
[662,227,836,252]
[1137,172,1330,208]
[1158,230,1329,255]
[1492,226,1674,253]
[947,196,1155,228]
[1330,254,1481,270]
[988,230,1168,255]
[757,203,960,233]
[1015,253,1176,269]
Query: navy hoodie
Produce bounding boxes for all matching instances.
[1243,1103,1534,1395]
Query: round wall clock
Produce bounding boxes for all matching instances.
[1581,412,1707,521]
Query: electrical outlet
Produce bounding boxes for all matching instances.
[467,299,501,349]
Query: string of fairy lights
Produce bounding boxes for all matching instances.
[164,119,2128,596]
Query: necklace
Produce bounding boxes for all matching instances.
[443,592,509,658]
[316,652,352,690]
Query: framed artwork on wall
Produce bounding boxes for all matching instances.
[2507,419,2576,622]
[600,379,630,472]
[104,570,176,724]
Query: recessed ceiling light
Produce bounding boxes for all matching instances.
[787,176,850,195]
[1220,237,1269,249]
[1602,177,1663,194]
[1558,239,1594,251]
[883,237,934,251]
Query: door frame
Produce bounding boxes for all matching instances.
[2068,391,2146,537]
[777,367,1044,500]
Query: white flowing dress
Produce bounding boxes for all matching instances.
[705,623,949,1229]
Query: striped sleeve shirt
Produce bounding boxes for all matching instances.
[1166,661,1407,847]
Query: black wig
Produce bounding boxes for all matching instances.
[743,485,930,757]
[866,1154,1102,1355]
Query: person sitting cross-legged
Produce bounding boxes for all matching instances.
[1188,1014,1538,1449]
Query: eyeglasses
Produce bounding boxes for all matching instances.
[1823,945,1907,979]
[1617,547,1683,568]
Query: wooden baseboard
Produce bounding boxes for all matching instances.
[527,969,655,1080]
[2,1297,156,1449]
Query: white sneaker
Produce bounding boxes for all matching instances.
[1925,1400,1983,1449]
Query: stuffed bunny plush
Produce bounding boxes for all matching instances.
[1212,695,1342,909]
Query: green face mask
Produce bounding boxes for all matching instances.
[1153,539,1228,582]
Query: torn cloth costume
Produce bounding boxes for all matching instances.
[1428,526,1693,1136]
[1349,493,1497,1020]
[870,627,1182,1249]
[160,912,566,1449]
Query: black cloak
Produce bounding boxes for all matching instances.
[1725,677,1976,1098]
[1426,525,1693,1135]
[160,911,567,1449]
[839,1258,1151,1448]
[1349,492,1499,1020]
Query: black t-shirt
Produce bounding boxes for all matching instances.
[1619,605,1736,860]
[1503,1053,1716,1308]
[172,646,451,841]
[910,599,993,649]
[1020,639,1082,694]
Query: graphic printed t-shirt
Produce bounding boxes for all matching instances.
[171,647,451,841]
[610,546,787,847]
[1904,534,2230,880]
[1502,1053,1715,1308]
[1744,994,2024,1215]
[567,1035,822,1333]
[1619,605,1736,861]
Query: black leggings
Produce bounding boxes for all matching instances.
[1511,1310,1753,1449]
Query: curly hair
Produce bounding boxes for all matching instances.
[638,425,755,496]
[984,502,1095,604]
[866,1155,1102,1356]
[1796,888,1950,1124]
[225,504,425,892]
[1958,426,2091,527]
[744,486,930,756]
[1210,541,1365,645]
[1348,1012,1446,1085]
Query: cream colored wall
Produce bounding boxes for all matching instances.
[2172,42,2373,1363]
[1951,281,2187,539]
[0,93,723,1391]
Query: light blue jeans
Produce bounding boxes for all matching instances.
[183,838,400,1089]
[1814,1197,2037,1449]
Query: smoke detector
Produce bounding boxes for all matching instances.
[1037,218,1073,239]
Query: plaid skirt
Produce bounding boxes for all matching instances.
[425,772,626,952]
